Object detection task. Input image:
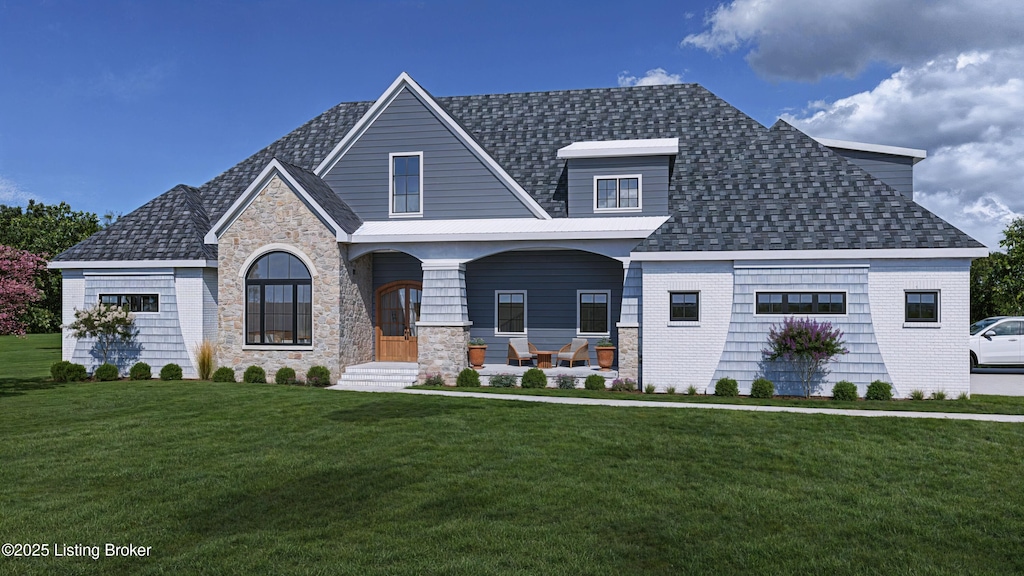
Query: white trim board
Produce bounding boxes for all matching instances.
[630,248,989,261]
[813,137,927,164]
[312,72,551,220]
[351,216,669,243]
[558,138,679,159]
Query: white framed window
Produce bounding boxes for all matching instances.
[99,294,159,313]
[593,174,642,212]
[389,151,424,218]
[577,290,611,336]
[494,290,527,335]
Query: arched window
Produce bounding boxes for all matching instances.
[245,252,312,345]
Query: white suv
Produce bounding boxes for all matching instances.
[970,316,1024,367]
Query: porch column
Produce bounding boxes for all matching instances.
[416,259,472,384]
[616,259,641,381]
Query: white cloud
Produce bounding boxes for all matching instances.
[0,176,39,205]
[618,68,683,87]
[682,0,1024,81]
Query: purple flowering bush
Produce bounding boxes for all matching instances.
[763,317,848,398]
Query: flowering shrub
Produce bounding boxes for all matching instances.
[763,317,848,398]
[610,378,637,392]
[67,303,137,365]
[0,245,46,336]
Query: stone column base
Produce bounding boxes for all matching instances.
[617,326,639,381]
[417,325,471,385]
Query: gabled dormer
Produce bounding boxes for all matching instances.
[557,138,677,218]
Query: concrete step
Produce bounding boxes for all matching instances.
[334,362,418,388]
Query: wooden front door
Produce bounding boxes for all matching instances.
[375,281,422,362]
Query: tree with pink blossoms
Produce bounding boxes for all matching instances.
[0,244,46,336]
[763,317,848,398]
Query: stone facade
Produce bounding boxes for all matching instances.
[217,174,372,384]
[616,326,639,381]
[417,325,470,384]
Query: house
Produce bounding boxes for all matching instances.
[50,73,986,397]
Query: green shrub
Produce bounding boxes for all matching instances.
[686,385,698,396]
[556,374,575,390]
[521,368,547,389]
[243,365,267,384]
[306,365,331,387]
[644,384,656,394]
[666,386,676,395]
[714,377,738,397]
[750,377,774,399]
[423,374,445,386]
[456,368,481,387]
[275,367,296,385]
[584,374,606,390]
[94,363,119,381]
[865,380,893,401]
[957,391,969,401]
[931,390,947,401]
[610,378,637,392]
[211,366,235,382]
[489,373,517,388]
[909,389,925,400]
[51,360,89,383]
[832,380,858,401]
[129,362,152,381]
[161,363,184,381]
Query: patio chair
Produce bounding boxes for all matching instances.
[556,338,590,368]
[507,338,538,366]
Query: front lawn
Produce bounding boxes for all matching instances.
[2,377,1024,574]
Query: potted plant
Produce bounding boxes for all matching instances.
[468,337,488,369]
[595,337,616,371]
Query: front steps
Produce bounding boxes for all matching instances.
[329,362,419,389]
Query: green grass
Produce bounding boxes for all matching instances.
[412,384,1024,415]
[0,333,62,391]
[3,335,1024,573]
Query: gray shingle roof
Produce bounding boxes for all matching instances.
[276,158,362,234]
[54,82,981,263]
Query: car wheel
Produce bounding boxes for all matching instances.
[970,353,978,370]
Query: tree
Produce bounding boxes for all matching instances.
[0,201,101,332]
[762,317,848,398]
[0,245,47,335]
[970,251,1009,322]
[999,217,1024,316]
[67,304,137,366]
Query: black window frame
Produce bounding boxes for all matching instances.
[755,292,847,315]
[578,290,610,335]
[495,291,526,335]
[245,252,313,346]
[99,294,159,313]
[669,291,700,322]
[904,291,939,323]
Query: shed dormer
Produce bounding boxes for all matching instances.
[814,137,927,200]
[557,138,677,218]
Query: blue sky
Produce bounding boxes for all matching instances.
[2,0,1022,249]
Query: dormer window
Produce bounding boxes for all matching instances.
[389,152,423,217]
[594,175,642,212]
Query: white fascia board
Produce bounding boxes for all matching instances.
[204,159,349,244]
[557,138,679,159]
[814,137,928,164]
[48,259,218,270]
[350,216,669,243]
[630,247,990,261]
[313,72,551,220]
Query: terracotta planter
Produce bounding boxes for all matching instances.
[468,345,487,369]
[596,346,616,371]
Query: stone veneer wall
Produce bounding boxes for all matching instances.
[417,325,470,384]
[616,326,639,381]
[217,174,372,383]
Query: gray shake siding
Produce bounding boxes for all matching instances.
[465,250,623,366]
[710,265,890,395]
[567,156,670,217]
[72,272,193,375]
[202,268,218,343]
[324,88,535,220]
[827,148,915,199]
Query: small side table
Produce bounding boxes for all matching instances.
[535,351,556,369]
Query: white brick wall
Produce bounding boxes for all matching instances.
[61,271,85,360]
[641,261,733,392]
[868,258,971,398]
[175,269,204,377]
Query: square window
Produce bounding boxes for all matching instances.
[594,175,642,212]
[670,292,699,321]
[905,291,938,322]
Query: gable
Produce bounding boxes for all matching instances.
[321,86,539,220]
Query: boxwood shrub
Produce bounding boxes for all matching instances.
[865,380,893,401]
[129,362,152,381]
[489,373,517,388]
[211,366,235,382]
[243,365,267,384]
[306,366,331,387]
[161,363,184,381]
[750,377,774,399]
[275,367,297,385]
[456,368,481,387]
[520,368,547,389]
[94,363,119,381]
[584,374,606,390]
[832,380,858,401]
[714,377,739,397]
[51,360,87,383]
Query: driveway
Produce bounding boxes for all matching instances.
[971,367,1024,396]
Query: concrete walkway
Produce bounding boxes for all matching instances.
[334,387,1024,423]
